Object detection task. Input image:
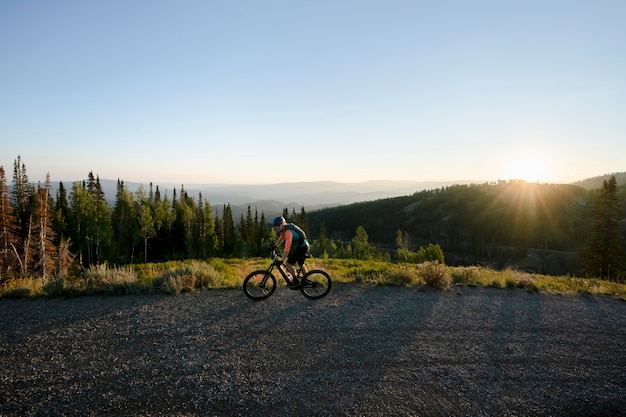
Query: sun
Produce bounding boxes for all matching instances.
[505,154,554,183]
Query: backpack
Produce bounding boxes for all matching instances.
[286,223,308,247]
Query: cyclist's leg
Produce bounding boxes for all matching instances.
[284,255,298,279]
[297,245,310,276]
[287,245,309,277]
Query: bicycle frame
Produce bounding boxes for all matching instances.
[266,250,300,284]
[243,250,331,300]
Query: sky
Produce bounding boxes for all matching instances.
[1,0,624,186]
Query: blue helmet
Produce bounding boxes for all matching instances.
[272,216,285,227]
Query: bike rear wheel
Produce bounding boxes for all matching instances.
[300,270,332,299]
[243,270,276,300]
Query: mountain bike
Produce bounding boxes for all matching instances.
[242,250,332,301]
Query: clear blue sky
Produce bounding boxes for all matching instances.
[1,0,624,185]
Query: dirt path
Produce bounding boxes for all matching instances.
[1,284,625,416]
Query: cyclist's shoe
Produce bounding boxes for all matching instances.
[288,278,301,290]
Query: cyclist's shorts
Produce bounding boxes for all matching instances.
[288,244,309,267]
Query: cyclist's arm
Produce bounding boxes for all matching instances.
[281,230,293,261]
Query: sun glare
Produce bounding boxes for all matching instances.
[505,154,554,183]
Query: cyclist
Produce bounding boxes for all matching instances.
[272,216,309,289]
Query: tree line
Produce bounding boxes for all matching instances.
[307,177,626,280]
[1,155,624,281]
[1,157,391,281]
[1,157,305,279]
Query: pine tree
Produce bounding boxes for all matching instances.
[257,212,271,253]
[53,181,71,243]
[220,204,236,255]
[312,221,329,257]
[11,157,35,273]
[111,180,136,264]
[138,204,155,263]
[173,189,195,258]
[33,174,56,279]
[197,196,216,258]
[86,172,111,264]
[52,181,75,275]
[155,193,176,260]
[396,229,409,262]
[69,181,91,266]
[0,166,19,276]
[245,206,254,241]
[581,175,626,280]
[296,206,308,233]
[154,185,161,203]
[135,184,158,263]
[11,156,33,242]
[352,225,371,260]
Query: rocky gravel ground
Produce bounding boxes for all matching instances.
[1,284,625,416]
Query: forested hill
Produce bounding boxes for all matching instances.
[306,180,626,271]
[571,171,626,190]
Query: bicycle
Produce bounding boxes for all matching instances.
[242,250,332,301]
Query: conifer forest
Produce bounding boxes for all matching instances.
[1,156,625,282]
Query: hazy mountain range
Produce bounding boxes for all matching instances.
[49,179,477,218]
[46,172,623,219]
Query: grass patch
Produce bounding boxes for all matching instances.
[1,257,625,299]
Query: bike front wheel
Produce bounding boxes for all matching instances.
[243,270,277,301]
[300,270,332,299]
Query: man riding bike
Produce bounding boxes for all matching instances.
[272,216,310,289]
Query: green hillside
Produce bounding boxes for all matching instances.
[572,171,626,190]
[307,179,626,275]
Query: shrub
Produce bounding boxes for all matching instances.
[161,275,196,295]
[158,261,225,290]
[0,277,42,298]
[84,264,138,295]
[43,276,65,298]
[4,287,33,299]
[385,268,418,286]
[451,266,483,286]
[189,262,222,288]
[352,268,375,284]
[417,261,452,290]
[500,268,537,290]
[514,271,537,291]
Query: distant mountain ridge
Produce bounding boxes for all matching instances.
[570,172,626,190]
[51,179,476,205]
[44,173,623,219]
[46,179,477,219]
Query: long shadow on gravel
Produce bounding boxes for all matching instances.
[0,294,167,345]
[260,285,442,416]
[1,285,625,417]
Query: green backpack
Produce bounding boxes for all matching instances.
[286,223,308,247]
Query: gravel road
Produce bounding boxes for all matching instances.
[1,284,625,416]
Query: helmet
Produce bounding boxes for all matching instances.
[272,216,285,227]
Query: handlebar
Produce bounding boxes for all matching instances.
[270,250,281,264]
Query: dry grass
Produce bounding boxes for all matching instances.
[2,257,625,299]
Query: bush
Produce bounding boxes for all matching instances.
[451,266,483,286]
[161,275,196,295]
[158,261,225,291]
[43,276,65,298]
[417,261,451,290]
[385,268,418,286]
[84,264,138,295]
[0,277,42,298]
[4,287,32,299]
[498,268,537,290]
